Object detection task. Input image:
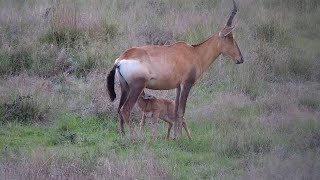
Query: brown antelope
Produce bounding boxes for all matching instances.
[137,91,192,140]
[107,0,243,140]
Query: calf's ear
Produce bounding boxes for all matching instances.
[144,94,156,100]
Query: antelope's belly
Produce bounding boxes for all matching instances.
[117,59,180,90]
[146,78,179,90]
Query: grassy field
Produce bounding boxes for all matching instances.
[0,0,320,179]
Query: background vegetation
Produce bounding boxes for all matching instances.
[0,0,319,179]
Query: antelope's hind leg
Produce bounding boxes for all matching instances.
[119,78,146,141]
[173,86,181,139]
[118,79,129,137]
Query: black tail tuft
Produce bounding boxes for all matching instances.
[107,65,117,101]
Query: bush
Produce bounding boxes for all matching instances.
[0,96,44,124]
[287,52,313,80]
[288,120,320,151]
[253,21,288,45]
[31,45,59,77]
[272,50,314,81]
[102,23,119,42]
[0,46,33,75]
[40,28,86,48]
[299,95,320,111]
[66,48,97,78]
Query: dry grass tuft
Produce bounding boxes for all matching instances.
[258,82,320,131]
[0,148,170,180]
[243,150,320,180]
[0,148,93,180]
[95,151,170,180]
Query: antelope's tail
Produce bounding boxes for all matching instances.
[107,64,117,101]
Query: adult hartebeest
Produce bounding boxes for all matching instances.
[107,0,243,140]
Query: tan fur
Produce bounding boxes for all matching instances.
[137,92,192,140]
[107,0,243,140]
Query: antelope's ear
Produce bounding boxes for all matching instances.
[219,26,235,37]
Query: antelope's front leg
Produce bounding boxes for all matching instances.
[175,83,193,139]
[173,86,181,139]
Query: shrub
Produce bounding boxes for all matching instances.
[50,114,79,145]
[0,96,44,124]
[0,46,33,75]
[51,131,77,145]
[40,28,85,48]
[103,23,119,42]
[287,52,313,80]
[299,94,320,110]
[31,45,59,77]
[272,50,314,81]
[288,119,320,151]
[253,21,288,45]
[66,48,97,78]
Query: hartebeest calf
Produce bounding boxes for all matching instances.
[137,91,192,140]
[107,0,243,140]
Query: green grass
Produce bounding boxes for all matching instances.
[0,102,271,179]
[0,123,52,152]
[0,0,319,179]
[0,114,117,154]
[1,105,319,179]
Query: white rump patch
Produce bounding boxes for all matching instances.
[117,59,148,82]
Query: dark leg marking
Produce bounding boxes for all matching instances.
[175,66,197,139]
[118,79,129,137]
[174,86,181,139]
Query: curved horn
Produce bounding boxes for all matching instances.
[226,0,238,27]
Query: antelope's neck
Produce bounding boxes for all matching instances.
[194,34,221,73]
